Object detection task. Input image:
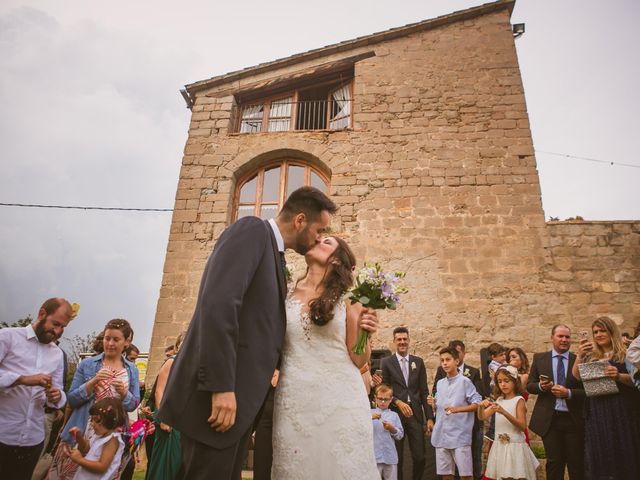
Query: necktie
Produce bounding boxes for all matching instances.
[401,357,409,385]
[556,355,566,386]
[279,251,287,278]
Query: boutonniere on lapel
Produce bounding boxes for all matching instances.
[463,368,470,378]
[411,361,417,371]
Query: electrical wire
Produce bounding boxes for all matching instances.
[0,203,172,212]
[535,150,640,169]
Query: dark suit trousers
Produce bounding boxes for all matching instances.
[253,387,275,480]
[396,414,426,480]
[178,428,252,480]
[542,411,584,480]
[0,441,43,480]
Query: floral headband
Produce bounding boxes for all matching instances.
[498,365,519,380]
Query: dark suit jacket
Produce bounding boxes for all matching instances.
[526,351,585,437]
[432,363,484,398]
[158,217,287,448]
[381,354,434,424]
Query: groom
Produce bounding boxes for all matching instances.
[158,186,337,480]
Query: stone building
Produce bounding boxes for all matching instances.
[147,0,639,380]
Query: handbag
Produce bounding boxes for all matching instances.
[578,360,619,397]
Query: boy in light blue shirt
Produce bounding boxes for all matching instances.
[372,384,404,480]
[429,346,482,480]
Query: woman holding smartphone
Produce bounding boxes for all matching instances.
[572,316,640,479]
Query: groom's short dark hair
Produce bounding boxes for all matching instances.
[279,186,337,222]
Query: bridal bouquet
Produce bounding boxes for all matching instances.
[347,262,408,354]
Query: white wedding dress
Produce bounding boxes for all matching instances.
[271,295,378,479]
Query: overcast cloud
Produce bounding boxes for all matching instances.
[1,0,638,351]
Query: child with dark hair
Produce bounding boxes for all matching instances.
[428,347,482,480]
[485,342,506,442]
[480,366,539,479]
[67,397,126,479]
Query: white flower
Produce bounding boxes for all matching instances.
[464,368,470,377]
[411,361,416,371]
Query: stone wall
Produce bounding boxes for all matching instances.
[147,2,637,384]
[543,221,640,334]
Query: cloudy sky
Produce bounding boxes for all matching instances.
[1,0,638,352]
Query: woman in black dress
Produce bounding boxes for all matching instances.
[573,316,640,479]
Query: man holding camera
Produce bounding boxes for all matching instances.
[527,324,585,480]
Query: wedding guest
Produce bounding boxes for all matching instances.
[164,345,175,359]
[428,346,482,480]
[0,298,72,480]
[50,319,139,480]
[381,327,435,480]
[621,332,632,347]
[507,346,531,445]
[508,347,530,386]
[480,366,538,480]
[372,384,404,480]
[486,342,506,388]
[147,332,185,480]
[626,323,640,390]
[432,340,484,480]
[484,342,506,442]
[527,324,584,480]
[66,397,126,480]
[126,344,140,362]
[572,316,640,479]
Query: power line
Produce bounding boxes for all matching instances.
[535,150,640,169]
[0,203,173,212]
[1,149,637,213]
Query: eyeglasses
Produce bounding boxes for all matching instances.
[375,397,392,402]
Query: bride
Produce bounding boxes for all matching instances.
[271,236,379,479]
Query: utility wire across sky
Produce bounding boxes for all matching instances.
[0,150,638,213]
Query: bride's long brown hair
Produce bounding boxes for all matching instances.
[301,237,356,326]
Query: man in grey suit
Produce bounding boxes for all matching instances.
[158,187,336,480]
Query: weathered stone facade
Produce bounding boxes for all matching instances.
[147,0,639,380]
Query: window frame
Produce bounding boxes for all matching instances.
[234,79,353,133]
[233,159,330,222]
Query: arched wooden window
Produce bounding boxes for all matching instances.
[234,160,329,221]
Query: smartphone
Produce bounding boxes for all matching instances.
[539,374,550,382]
[374,369,383,377]
[579,330,589,341]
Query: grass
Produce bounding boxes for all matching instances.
[132,471,146,480]
[530,444,546,459]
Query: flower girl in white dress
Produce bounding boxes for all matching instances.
[479,365,539,480]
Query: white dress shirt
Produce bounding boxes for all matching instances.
[268,218,285,253]
[0,325,66,446]
[395,352,411,402]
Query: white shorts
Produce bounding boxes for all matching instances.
[377,463,397,480]
[435,445,473,476]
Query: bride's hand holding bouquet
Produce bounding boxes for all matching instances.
[347,262,408,354]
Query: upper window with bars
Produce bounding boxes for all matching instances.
[233,81,352,134]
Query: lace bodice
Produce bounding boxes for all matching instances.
[271,295,378,479]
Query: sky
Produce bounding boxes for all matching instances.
[1,0,638,352]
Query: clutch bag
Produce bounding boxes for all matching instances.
[577,360,619,397]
